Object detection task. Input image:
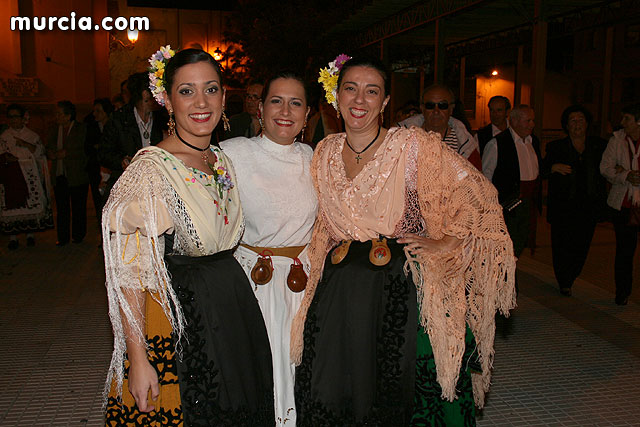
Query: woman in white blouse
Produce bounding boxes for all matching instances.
[221,71,318,426]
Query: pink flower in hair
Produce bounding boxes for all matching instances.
[334,54,351,70]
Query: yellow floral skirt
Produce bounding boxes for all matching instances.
[104,292,183,426]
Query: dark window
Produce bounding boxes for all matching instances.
[584,81,594,103]
[625,24,640,47]
[621,78,640,103]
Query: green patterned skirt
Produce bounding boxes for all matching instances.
[411,324,476,426]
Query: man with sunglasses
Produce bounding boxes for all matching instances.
[223,81,264,140]
[400,84,481,169]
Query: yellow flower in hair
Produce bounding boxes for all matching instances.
[318,54,351,110]
[148,45,176,106]
[318,68,332,85]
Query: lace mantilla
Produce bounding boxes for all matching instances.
[291,127,516,408]
[102,150,244,402]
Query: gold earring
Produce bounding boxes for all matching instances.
[336,102,341,119]
[168,110,175,135]
[301,117,308,143]
[221,110,230,132]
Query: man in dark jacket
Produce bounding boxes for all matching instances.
[46,100,88,245]
[222,81,263,140]
[476,96,511,155]
[99,72,164,192]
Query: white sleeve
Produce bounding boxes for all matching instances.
[600,136,629,184]
[482,138,498,181]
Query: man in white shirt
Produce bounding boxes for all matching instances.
[482,105,541,258]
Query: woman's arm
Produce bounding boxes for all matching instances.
[542,140,572,177]
[121,288,159,412]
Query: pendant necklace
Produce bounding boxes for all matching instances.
[139,113,151,140]
[345,126,381,164]
[175,128,213,171]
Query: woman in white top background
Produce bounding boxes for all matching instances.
[221,71,318,426]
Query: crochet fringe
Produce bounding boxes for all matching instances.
[101,159,186,405]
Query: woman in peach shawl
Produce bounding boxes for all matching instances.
[292,56,516,426]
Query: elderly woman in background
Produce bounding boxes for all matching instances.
[542,105,607,297]
[0,104,53,249]
[600,103,640,306]
[222,71,317,426]
[293,56,516,426]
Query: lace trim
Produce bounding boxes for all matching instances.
[101,158,245,403]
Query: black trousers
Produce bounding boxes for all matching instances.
[504,197,532,258]
[54,176,88,244]
[550,216,597,289]
[611,208,639,299]
[88,166,103,224]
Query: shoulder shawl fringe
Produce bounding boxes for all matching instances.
[101,159,186,404]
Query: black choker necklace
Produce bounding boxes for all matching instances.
[175,128,213,171]
[345,126,381,164]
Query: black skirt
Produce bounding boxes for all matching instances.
[295,239,418,426]
[165,249,275,426]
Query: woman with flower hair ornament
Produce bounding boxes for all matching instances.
[293,56,516,425]
[103,47,274,426]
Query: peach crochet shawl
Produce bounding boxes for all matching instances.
[290,127,516,407]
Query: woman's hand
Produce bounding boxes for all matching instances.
[627,170,640,186]
[128,358,159,413]
[551,163,572,175]
[398,233,462,258]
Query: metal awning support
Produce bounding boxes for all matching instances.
[601,26,614,138]
[434,19,445,84]
[532,0,547,139]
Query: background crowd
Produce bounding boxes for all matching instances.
[1,63,638,301]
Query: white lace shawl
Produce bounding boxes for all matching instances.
[102,147,243,401]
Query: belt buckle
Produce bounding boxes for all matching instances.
[331,240,352,264]
[369,237,391,266]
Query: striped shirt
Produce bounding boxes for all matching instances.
[443,127,458,152]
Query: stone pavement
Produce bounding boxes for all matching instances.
[0,211,639,426]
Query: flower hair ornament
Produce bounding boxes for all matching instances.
[318,54,351,112]
[148,45,176,106]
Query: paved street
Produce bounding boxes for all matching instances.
[0,209,639,426]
